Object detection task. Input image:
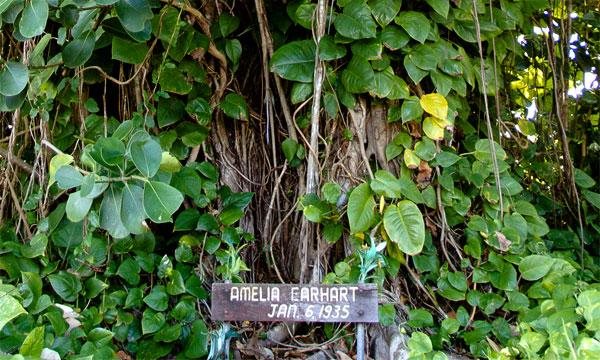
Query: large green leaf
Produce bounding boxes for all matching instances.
[370,170,402,198]
[115,0,153,33]
[19,326,44,357]
[333,0,377,40]
[48,271,82,302]
[425,0,449,18]
[271,40,315,82]
[519,255,555,281]
[66,191,93,222]
[0,61,28,96]
[347,183,376,233]
[0,290,26,331]
[112,36,148,64]
[144,285,168,311]
[383,200,425,255]
[341,56,375,94]
[142,310,166,334]
[474,139,507,163]
[369,0,401,26]
[90,137,126,168]
[100,186,130,239]
[143,181,184,223]
[381,25,410,51]
[0,0,17,16]
[55,165,84,189]
[395,11,430,44]
[62,31,95,68]
[219,93,248,120]
[121,183,146,234]
[130,137,162,177]
[583,190,600,210]
[19,0,48,38]
[319,35,346,61]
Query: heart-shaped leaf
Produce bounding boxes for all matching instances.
[383,200,425,255]
[143,181,184,223]
[0,61,28,96]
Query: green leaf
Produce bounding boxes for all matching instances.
[184,320,209,358]
[420,93,448,120]
[383,200,425,255]
[225,39,242,68]
[342,56,375,94]
[0,61,28,96]
[85,278,108,299]
[347,183,376,233]
[409,44,439,71]
[434,151,461,167]
[220,93,249,120]
[63,31,95,68]
[66,191,93,222]
[121,183,146,234]
[271,40,315,82]
[100,186,130,239]
[19,0,48,38]
[401,98,423,123]
[115,0,153,33]
[574,168,596,188]
[0,290,26,331]
[370,170,402,198]
[117,258,140,285]
[583,190,600,210]
[414,138,437,161]
[322,182,341,204]
[426,0,450,18]
[144,285,168,311]
[112,36,148,64]
[86,329,114,350]
[142,309,166,334]
[381,25,410,51]
[143,181,184,223]
[55,165,83,190]
[408,308,434,328]
[369,0,401,26]
[154,323,182,343]
[19,326,44,357]
[519,255,555,281]
[378,303,396,326]
[334,0,377,39]
[0,0,17,16]
[48,271,82,302]
[404,55,428,84]
[291,82,313,104]
[408,332,433,356]
[474,139,507,163]
[167,270,186,295]
[91,137,126,168]
[215,13,239,38]
[319,35,346,61]
[158,66,192,95]
[130,137,162,177]
[404,148,420,169]
[21,233,48,258]
[395,11,430,44]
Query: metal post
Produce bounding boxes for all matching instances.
[356,280,365,360]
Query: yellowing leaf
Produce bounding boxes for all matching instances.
[419,93,448,120]
[422,117,445,140]
[49,153,74,186]
[404,149,420,169]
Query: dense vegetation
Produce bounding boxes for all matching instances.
[0,0,599,358]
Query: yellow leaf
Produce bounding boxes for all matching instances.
[423,117,445,140]
[419,93,448,120]
[404,149,420,169]
[379,195,385,214]
[159,152,182,172]
[48,154,74,186]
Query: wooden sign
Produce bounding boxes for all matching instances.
[211,283,378,323]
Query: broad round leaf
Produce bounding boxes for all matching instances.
[55,165,83,190]
[121,184,146,234]
[334,0,377,40]
[347,183,376,234]
[426,0,450,18]
[383,200,425,255]
[420,93,448,120]
[62,32,95,68]
[19,0,48,38]
[519,255,555,281]
[115,0,153,33]
[0,61,28,96]
[143,181,184,223]
[270,40,315,82]
[100,186,130,239]
[130,138,162,177]
[66,191,93,222]
[219,93,248,120]
[395,11,431,44]
[370,0,401,26]
[0,292,26,332]
[423,117,445,140]
[342,56,375,94]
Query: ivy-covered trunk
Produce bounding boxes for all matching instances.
[1,0,600,359]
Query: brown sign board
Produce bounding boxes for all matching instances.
[211,283,378,323]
